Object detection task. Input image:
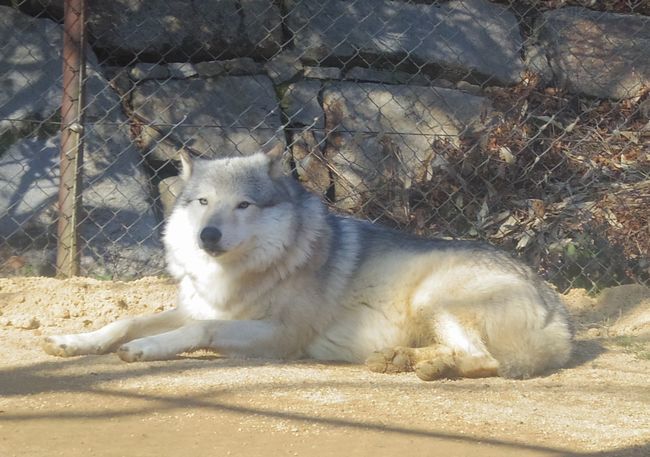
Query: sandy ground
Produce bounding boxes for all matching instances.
[0,277,649,457]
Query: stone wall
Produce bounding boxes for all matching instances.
[0,0,648,279]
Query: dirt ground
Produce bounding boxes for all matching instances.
[0,277,649,457]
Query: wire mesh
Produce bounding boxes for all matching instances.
[0,0,648,291]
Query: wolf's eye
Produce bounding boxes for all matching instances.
[198,198,208,206]
[236,201,250,209]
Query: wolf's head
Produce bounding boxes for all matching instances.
[163,144,324,275]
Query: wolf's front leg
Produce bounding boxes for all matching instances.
[117,320,290,362]
[43,309,186,357]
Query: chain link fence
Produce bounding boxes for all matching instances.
[1,0,648,292]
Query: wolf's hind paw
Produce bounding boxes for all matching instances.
[413,359,457,381]
[365,347,413,374]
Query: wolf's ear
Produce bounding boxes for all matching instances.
[178,148,193,182]
[263,142,286,178]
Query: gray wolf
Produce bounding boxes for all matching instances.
[44,144,573,380]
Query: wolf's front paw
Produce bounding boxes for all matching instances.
[42,334,104,357]
[42,336,75,357]
[365,347,414,374]
[116,344,145,362]
[117,338,172,362]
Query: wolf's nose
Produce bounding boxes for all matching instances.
[200,226,222,249]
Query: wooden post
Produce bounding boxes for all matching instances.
[56,0,86,277]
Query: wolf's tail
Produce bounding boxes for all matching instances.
[492,319,573,379]
[486,288,573,379]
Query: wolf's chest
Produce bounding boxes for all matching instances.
[178,273,276,321]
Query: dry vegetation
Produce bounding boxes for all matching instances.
[353,72,649,292]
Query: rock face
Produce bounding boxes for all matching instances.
[264,50,303,85]
[321,82,495,209]
[131,75,284,160]
[530,7,650,99]
[282,81,324,128]
[344,67,431,86]
[286,0,524,85]
[86,0,283,61]
[0,7,164,278]
[0,128,164,278]
[0,7,62,130]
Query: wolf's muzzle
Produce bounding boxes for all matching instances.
[199,226,224,255]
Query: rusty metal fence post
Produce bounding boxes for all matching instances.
[56,0,86,277]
